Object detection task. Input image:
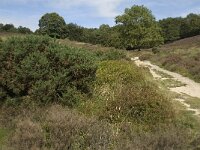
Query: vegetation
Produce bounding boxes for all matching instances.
[1,35,199,149]
[33,7,200,50]
[149,44,200,83]
[116,5,163,50]
[37,13,66,38]
[0,23,32,34]
[1,3,200,149]
[0,36,98,106]
[35,5,164,50]
[159,14,200,43]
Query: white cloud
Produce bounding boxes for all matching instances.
[49,0,123,18]
[1,0,123,18]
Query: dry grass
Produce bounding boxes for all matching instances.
[0,32,25,40]
[0,105,198,150]
[58,38,125,53]
[127,35,200,83]
[1,34,200,149]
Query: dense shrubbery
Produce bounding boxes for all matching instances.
[159,14,200,43]
[0,23,32,34]
[80,60,175,125]
[0,35,98,106]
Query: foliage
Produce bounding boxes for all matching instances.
[1,24,16,32]
[93,60,174,124]
[38,13,66,38]
[5,105,199,150]
[64,23,84,41]
[116,5,164,50]
[159,17,182,42]
[17,26,32,34]
[159,13,200,43]
[0,35,97,106]
[180,13,200,38]
[0,23,32,34]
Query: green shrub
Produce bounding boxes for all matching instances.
[0,35,97,106]
[104,84,174,124]
[95,60,174,124]
[96,60,145,86]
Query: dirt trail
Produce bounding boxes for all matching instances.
[132,57,200,116]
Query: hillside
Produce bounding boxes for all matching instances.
[162,35,200,49]
[133,35,200,83]
[1,35,200,149]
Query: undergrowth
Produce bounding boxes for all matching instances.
[0,35,200,149]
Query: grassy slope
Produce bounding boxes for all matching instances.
[151,35,200,83]
[127,35,200,83]
[0,32,26,40]
[1,34,200,149]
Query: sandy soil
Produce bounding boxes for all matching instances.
[132,57,200,116]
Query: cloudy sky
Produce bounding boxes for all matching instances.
[0,0,200,31]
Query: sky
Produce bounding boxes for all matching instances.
[0,0,200,31]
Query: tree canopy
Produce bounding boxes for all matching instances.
[38,13,66,38]
[115,5,163,50]
[159,17,182,42]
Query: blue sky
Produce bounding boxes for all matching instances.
[0,0,200,31]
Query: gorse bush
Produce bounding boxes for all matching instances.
[96,60,145,86]
[0,35,97,106]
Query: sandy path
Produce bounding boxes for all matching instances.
[132,57,200,116]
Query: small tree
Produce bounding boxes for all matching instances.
[116,5,163,50]
[2,24,16,32]
[18,26,32,34]
[38,13,66,38]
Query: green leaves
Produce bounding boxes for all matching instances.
[38,13,66,38]
[0,35,97,106]
[116,5,163,50]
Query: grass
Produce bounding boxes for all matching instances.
[127,35,200,83]
[150,47,200,83]
[160,79,186,88]
[184,96,200,110]
[1,34,200,149]
[58,38,125,53]
[0,128,9,148]
[152,69,173,78]
[0,32,25,40]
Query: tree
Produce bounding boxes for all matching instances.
[2,24,16,32]
[18,26,32,34]
[64,23,84,41]
[159,17,183,42]
[116,5,163,50]
[180,13,200,38]
[0,24,3,32]
[38,13,66,38]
